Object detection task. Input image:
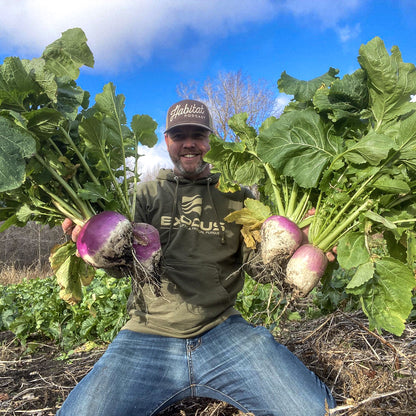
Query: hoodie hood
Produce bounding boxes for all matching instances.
[156,168,220,185]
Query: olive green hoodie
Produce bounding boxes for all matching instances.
[121,169,253,338]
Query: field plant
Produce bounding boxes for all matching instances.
[0,270,130,350]
[0,270,294,349]
[206,37,416,336]
[235,276,306,333]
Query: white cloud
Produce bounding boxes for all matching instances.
[0,0,278,72]
[273,93,292,117]
[336,23,361,43]
[136,140,172,178]
[280,0,364,42]
[0,0,366,72]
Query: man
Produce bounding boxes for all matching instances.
[58,99,335,415]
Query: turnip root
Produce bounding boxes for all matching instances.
[77,211,134,269]
[285,244,328,296]
[260,215,303,266]
[133,222,162,273]
[76,211,162,292]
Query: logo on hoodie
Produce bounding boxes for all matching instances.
[181,195,202,216]
[160,195,224,234]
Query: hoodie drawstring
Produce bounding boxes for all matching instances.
[207,177,226,245]
[166,176,180,249]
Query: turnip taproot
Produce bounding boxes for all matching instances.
[285,244,327,296]
[260,215,303,266]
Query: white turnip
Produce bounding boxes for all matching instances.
[260,215,303,266]
[285,244,328,296]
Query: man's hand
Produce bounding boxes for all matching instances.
[326,246,337,262]
[62,218,82,243]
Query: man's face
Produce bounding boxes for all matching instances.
[165,125,211,180]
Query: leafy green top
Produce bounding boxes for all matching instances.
[0,28,158,304]
[205,36,416,336]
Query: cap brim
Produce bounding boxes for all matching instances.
[164,122,214,134]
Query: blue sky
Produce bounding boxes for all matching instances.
[1,0,416,171]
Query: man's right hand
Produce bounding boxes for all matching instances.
[62,218,82,243]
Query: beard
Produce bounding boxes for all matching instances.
[172,158,210,179]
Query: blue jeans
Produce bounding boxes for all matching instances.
[57,315,335,415]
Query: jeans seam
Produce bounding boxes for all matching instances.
[194,384,250,413]
[149,386,192,416]
[186,341,196,396]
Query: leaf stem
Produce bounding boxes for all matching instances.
[315,198,372,252]
[34,153,93,220]
[264,163,285,215]
[285,181,297,219]
[59,126,101,186]
[99,148,131,220]
[107,87,129,203]
[38,185,84,224]
[393,218,416,224]
[130,137,141,220]
[292,188,311,225]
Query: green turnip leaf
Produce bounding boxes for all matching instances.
[395,111,416,166]
[361,257,415,335]
[313,69,369,122]
[346,261,374,290]
[257,109,343,188]
[358,37,416,131]
[372,176,411,193]
[94,82,127,125]
[0,116,36,192]
[228,113,258,151]
[56,77,90,120]
[278,67,339,102]
[22,58,57,102]
[0,57,41,111]
[205,135,263,191]
[42,28,94,79]
[24,108,64,139]
[344,131,394,165]
[131,114,158,147]
[364,211,397,229]
[337,232,370,270]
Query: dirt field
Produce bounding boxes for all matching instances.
[1,311,415,416]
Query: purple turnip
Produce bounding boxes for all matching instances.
[285,244,328,296]
[260,215,303,266]
[77,211,134,269]
[76,211,162,291]
[132,222,162,272]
